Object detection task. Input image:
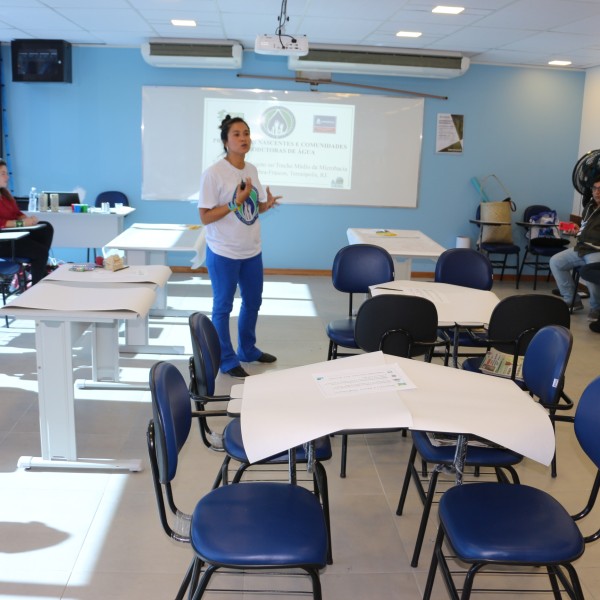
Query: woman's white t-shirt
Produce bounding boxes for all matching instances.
[198,158,265,260]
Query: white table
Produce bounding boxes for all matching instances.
[370,279,499,367]
[0,275,160,471]
[0,230,30,259]
[0,231,31,243]
[370,280,499,327]
[44,263,175,357]
[104,223,206,315]
[347,228,446,279]
[31,206,135,249]
[240,352,555,476]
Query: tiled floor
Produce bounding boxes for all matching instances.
[0,271,599,599]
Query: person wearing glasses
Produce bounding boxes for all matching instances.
[198,115,280,378]
[0,158,54,285]
[550,175,600,320]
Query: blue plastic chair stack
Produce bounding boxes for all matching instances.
[423,367,600,600]
[147,361,329,600]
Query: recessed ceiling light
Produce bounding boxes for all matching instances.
[548,60,572,66]
[171,19,197,27]
[396,31,422,38]
[432,6,465,14]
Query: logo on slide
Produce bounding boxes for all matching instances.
[260,106,295,139]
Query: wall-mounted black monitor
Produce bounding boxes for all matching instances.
[11,39,72,83]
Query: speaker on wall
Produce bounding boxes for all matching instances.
[11,39,72,83]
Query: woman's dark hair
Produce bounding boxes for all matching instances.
[220,115,250,152]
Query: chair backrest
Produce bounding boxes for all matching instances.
[574,376,600,470]
[522,325,573,406]
[354,294,439,359]
[331,244,395,294]
[148,361,192,484]
[188,312,220,397]
[487,294,570,356]
[523,204,551,222]
[95,190,129,207]
[434,248,493,290]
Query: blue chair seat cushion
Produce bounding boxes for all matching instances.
[439,482,585,564]
[326,317,359,349]
[412,431,521,466]
[0,260,20,277]
[480,242,520,253]
[191,482,328,567]
[223,418,332,463]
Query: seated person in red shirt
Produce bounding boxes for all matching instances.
[0,159,54,284]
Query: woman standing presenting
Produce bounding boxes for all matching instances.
[198,115,280,378]
[0,158,54,285]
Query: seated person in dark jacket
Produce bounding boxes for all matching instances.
[550,174,600,321]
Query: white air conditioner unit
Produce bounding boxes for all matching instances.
[288,44,469,79]
[141,38,243,69]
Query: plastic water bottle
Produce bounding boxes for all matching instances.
[28,187,38,212]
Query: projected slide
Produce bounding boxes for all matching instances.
[142,86,424,207]
[202,98,355,190]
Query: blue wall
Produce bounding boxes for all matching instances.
[0,46,585,271]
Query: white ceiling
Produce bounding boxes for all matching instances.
[2,0,600,70]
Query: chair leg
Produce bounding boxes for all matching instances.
[306,567,324,600]
[555,563,586,600]
[313,461,333,565]
[191,564,218,600]
[570,270,581,313]
[175,558,198,600]
[327,340,336,361]
[396,444,419,515]
[410,468,441,567]
[516,250,528,289]
[340,434,348,478]
[547,566,563,600]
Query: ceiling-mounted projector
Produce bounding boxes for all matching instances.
[255,34,308,56]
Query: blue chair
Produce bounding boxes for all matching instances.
[89,191,130,260]
[325,244,394,360]
[94,190,129,207]
[524,325,574,478]
[148,361,329,600]
[434,247,493,290]
[423,372,600,600]
[461,294,570,380]
[398,325,572,568]
[188,312,333,563]
[434,248,493,366]
[516,204,569,290]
